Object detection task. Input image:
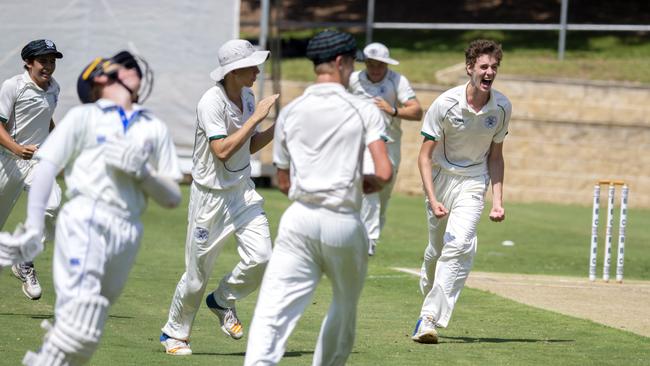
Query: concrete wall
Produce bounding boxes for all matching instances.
[260,77,650,208]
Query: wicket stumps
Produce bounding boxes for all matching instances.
[588,180,628,283]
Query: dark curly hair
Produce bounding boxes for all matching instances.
[465,39,503,68]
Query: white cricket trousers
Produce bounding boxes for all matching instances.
[360,142,399,241]
[0,151,61,240]
[162,180,272,340]
[245,201,368,366]
[419,168,488,328]
[52,196,143,321]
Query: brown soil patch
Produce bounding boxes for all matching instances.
[394,268,650,337]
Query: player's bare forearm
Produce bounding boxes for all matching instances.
[276,168,290,195]
[250,124,275,154]
[0,123,35,159]
[418,138,437,204]
[487,142,505,221]
[397,99,423,121]
[211,94,279,161]
[210,121,260,161]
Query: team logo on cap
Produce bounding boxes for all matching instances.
[484,115,497,128]
[368,49,378,56]
[45,39,55,49]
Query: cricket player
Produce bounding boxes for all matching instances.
[348,42,423,256]
[160,39,279,356]
[0,50,183,365]
[244,30,392,366]
[0,39,64,300]
[411,39,511,344]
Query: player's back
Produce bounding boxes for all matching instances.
[275,82,380,213]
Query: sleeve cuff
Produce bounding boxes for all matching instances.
[208,134,227,141]
[421,131,438,141]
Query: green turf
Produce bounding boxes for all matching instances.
[274,30,650,84]
[1,186,648,365]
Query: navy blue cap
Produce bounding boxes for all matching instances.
[21,39,63,60]
[306,30,360,65]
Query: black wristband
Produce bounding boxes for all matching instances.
[392,107,398,117]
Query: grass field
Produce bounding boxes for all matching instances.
[275,30,650,84]
[1,186,649,365]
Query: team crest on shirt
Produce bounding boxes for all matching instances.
[484,115,497,128]
[247,100,254,112]
[194,227,209,243]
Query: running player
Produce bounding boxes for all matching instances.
[244,30,392,366]
[0,39,64,300]
[160,39,279,356]
[0,49,183,365]
[411,39,511,344]
[348,42,423,256]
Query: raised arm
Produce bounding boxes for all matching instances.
[211,94,279,161]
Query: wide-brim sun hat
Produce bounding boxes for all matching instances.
[210,39,270,81]
[363,42,399,65]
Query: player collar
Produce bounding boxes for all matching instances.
[95,98,152,120]
[460,81,497,115]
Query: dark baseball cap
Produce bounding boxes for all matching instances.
[306,30,361,65]
[21,39,63,60]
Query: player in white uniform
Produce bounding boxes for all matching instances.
[348,42,423,256]
[411,39,511,344]
[160,39,279,356]
[244,30,392,366]
[0,39,63,300]
[0,50,183,365]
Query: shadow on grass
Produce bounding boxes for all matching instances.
[193,350,317,358]
[0,313,133,319]
[441,335,574,344]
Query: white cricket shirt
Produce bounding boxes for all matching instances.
[274,83,385,213]
[421,82,511,177]
[0,72,59,147]
[348,69,416,144]
[35,99,182,218]
[192,83,256,190]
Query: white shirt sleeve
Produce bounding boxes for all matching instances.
[0,77,17,123]
[198,96,228,139]
[35,107,85,169]
[151,120,183,181]
[421,99,442,141]
[363,102,385,146]
[272,107,290,169]
[25,159,58,232]
[493,101,512,143]
[396,74,417,105]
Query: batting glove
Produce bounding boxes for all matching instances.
[0,223,43,268]
[104,138,150,180]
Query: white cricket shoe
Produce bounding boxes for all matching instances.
[411,315,438,344]
[12,263,42,300]
[368,239,377,256]
[160,333,192,355]
[206,294,244,340]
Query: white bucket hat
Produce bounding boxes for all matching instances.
[210,39,270,81]
[363,42,399,65]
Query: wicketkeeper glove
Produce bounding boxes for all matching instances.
[103,138,150,180]
[0,223,43,268]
